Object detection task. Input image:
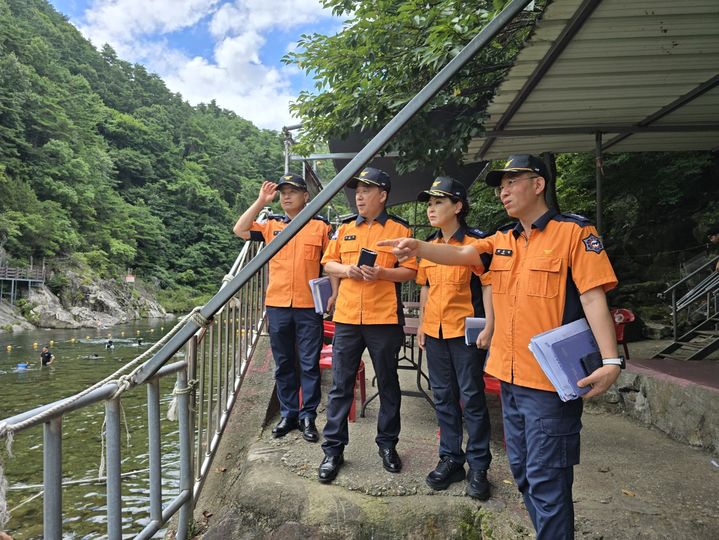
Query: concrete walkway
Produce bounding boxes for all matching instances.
[191,338,719,539]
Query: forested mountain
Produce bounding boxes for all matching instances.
[0,0,284,308]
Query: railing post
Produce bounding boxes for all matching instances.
[43,417,62,540]
[105,398,122,540]
[147,379,163,524]
[177,369,193,539]
[672,289,677,341]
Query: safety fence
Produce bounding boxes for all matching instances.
[0,240,267,539]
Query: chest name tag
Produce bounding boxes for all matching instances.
[343,235,357,241]
[495,248,513,256]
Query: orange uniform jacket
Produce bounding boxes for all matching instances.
[471,210,618,392]
[322,211,418,325]
[249,214,332,309]
[416,227,492,340]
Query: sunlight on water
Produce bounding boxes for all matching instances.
[0,318,183,539]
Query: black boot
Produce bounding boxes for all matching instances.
[426,457,466,490]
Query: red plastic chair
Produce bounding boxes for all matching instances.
[610,308,635,359]
[318,344,366,422]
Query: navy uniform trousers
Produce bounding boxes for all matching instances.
[266,306,323,420]
[501,382,583,540]
[322,323,405,455]
[425,335,492,471]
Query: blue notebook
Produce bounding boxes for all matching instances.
[528,318,600,401]
[309,276,332,314]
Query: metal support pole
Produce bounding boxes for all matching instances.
[43,417,62,540]
[595,131,603,236]
[105,398,122,540]
[672,289,677,341]
[147,379,163,523]
[177,369,193,539]
[132,0,531,386]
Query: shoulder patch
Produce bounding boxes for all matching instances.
[387,213,410,227]
[497,222,516,233]
[582,233,604,253]
[341,213,358,224]
[425,230,440,242]
[312,214,330,224]
[465,228,489,239]
[554,212,592,227]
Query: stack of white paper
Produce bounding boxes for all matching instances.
[528,318,600,401]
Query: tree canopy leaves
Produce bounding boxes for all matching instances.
[0,0,284,299]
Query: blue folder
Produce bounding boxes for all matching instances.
[528,318,600,401]
[309,276,332,314]
[464,317,487,346]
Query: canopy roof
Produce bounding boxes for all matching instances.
[327,131,486,209]
[465,0,719,161]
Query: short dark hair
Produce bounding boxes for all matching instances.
[707,224,719,237]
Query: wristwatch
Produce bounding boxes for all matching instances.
[602,356,625,369]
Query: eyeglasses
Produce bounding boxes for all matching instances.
[494,175,539,198]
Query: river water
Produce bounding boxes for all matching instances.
[0,318,180,539]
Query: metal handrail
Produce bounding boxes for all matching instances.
[660,254,719,296]
[659,254,719,341]
[0,239,267,538]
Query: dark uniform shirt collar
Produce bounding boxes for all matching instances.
[281,214,292,223]
[436,225,467,242]
[512,208,558,238]
[356,209,389,226]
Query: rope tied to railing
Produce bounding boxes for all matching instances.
[166,379,198,422]
[0,305,208,529]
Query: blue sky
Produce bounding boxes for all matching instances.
[47,0,344,129]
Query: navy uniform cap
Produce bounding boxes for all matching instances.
[347,167,391,192]
[276,174,307,191]
[417,176,467,202]
[485,154,549,187]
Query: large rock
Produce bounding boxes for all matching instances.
[28,286,80,329]
[22,270,170,329]
[0,301,36,333]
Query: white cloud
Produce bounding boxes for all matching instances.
[71,0,337,129]
[80,0,219,53]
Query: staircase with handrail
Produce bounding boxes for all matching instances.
[655,255,719,361]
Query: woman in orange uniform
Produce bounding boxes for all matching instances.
[415,176,494,500]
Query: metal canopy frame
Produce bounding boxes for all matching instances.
[465,0,719,234]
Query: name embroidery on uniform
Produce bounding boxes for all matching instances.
[582,233,604,253]
[495,248,513,256]
[343,235,356,241]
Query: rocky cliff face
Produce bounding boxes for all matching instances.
[0,270,169,333]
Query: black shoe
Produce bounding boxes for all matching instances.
[271,417,298,438]
[425,457,466,490]
[318,453,344,483]
[378,447,402,473]
[300,418,319,442]
[466,469,490,500]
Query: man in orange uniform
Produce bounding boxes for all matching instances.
[380,155,622,539]
[317,167,417,483]
[234,174,334,443]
